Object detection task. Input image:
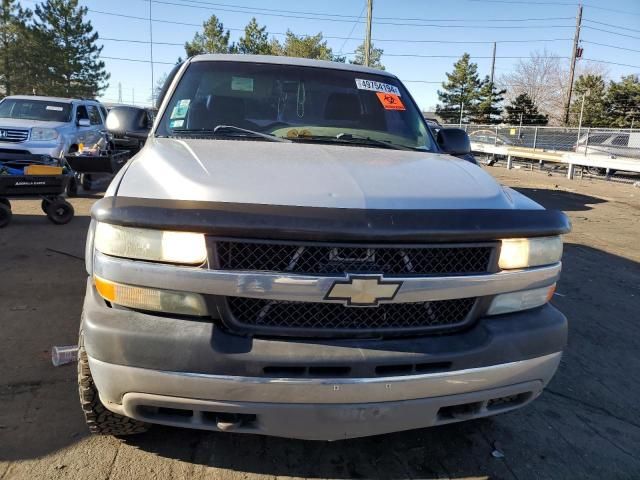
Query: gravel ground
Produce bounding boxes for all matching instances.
[1,167,639,480]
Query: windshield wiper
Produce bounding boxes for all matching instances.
[289,133,416,151]
[171,125,290,143]
[335,133,415,151]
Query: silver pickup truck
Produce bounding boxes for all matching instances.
[79,55,570,441]
[0,95,107,157]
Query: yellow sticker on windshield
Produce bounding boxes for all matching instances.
[376,92,405,111]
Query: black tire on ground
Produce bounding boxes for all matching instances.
[45,198,74,225]
[0,197,10,208]
[78,331,150,435]
[67,176,78,197]
[0,203,12,228]
[80,174,92,190]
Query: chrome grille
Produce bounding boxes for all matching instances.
[226,297,477,334]
[215,241,494,276]
[0,128,29,143]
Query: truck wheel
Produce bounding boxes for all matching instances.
[45,198,74,225]
[67,177,78,197]
[0,197,10,208]
[0,203,12,228]
[78,331,149,435]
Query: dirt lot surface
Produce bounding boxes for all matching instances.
[1,167,639,480]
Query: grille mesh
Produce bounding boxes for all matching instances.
[226,297,476,332]
[216,242,493,275]
[0,128,29,143]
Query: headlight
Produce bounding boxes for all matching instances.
[94,275,208,316]
[487,284,556,316]
[31,127,59,141]
[498,236,563,270]
[94,223,207,264]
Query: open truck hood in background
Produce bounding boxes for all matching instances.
[112,137,541,210]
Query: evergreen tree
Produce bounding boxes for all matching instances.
[34,0,108,98]
[569,74,607,127]
[436,54,483,123]
[237,17,271,55]
[185,15,232,56]
[349,41,384,70]
[0,0,32,96]
[471,76,506,124]
[605,75,640,128]
[503,93,548,125]
[270,31,345,62]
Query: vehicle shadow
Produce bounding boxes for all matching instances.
[512,187,607,212]
[2,234,640,478]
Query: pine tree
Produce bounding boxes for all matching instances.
[185,15,232,56]
[350,42,385,70]
[471,77,506,124]
[503,93,548,125]
[605,75,640,128]
[237,18,271,55]
[569,75,607,127]
[34,0,109,98]
[436,54,483,124]
[270,31,345,62]
[0,0,32,96]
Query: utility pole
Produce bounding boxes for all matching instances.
[577,89,589,141]
[364,0,373,67]
[564,3,583,125]
[118,82,122,104]
[149,0,155,107]
[490,42,496,85]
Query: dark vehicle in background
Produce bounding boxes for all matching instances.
[105,105,154,155]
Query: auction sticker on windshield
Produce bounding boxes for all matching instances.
[355,79,401,96]
[376,92,405,111]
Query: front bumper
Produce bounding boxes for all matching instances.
[0,140,64,157]
[82,280,567,439]
[89,356,558,441]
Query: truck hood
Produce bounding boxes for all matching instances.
[114,137,540,210]
[0,118,67,129]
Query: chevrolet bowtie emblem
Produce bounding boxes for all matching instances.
[325,275,403,307]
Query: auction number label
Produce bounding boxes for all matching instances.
[355,79,401,96]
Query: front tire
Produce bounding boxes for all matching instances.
[78,330,149,435]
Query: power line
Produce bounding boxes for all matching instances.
[583,19,640,34]
[155,0,575,22]
[582,3,640,17]
[582,25,640,41]
[581,41,640,55]
[136,0,574,28]
[466,0,576,5]
[338,3,366,54]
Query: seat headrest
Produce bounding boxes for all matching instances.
[324,93,361,122]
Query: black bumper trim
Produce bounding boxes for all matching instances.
[92,196,570,242]
[81,280,567,378]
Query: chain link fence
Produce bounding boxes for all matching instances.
[444,124,640,160]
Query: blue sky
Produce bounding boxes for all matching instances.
[66,0,640,109]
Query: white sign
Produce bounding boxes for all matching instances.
[355,78,401,96]
[46,106,64,111]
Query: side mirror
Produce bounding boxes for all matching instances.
[105,106,151,138]
[436,128,471,156]
[77,118,91,127]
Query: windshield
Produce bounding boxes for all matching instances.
[0,99,71,122]
[156,61,433,151]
